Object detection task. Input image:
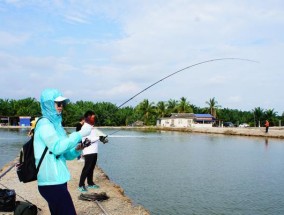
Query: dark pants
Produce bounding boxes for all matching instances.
[38,183,76,215]
[266,126,269,133]
[79,153,97,187]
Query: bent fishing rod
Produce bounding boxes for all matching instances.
[105,57,258,137]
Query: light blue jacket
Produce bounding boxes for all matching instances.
[34,88,82,186]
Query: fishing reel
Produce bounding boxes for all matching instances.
[99,136,108,144]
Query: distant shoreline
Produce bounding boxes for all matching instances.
[2,125,284,139]
[108,126,284,139]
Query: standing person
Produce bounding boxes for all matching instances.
[265,120,270,133]
[34,88,92,215]
[76,116,85,160]
[28,118,36,137]
[78,110,108,192]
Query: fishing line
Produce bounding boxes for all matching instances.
[105,57,258,136]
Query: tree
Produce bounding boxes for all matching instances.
[115,107,135,126]
[0,99,11,115]
[191,104,206,114]
[156,101,167,118]
[136,99,156,125]
[63,103,84,126]
[177,97,192,113]
[93,102,118,126]
[10,98,41,116]
[252,107,264,127]
[205,97,220,118]
[167,99,178,113]
[264,109,278,126]
[218,108,239,124]
[0,96,281,127]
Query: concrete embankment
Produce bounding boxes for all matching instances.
[0,159,149,215]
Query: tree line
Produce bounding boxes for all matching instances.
[0,97,283,127]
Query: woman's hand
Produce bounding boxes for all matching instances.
[76,143,84,151]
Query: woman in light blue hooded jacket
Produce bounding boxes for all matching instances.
[34,88,92,215]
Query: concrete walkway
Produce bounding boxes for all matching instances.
[0,159,149,215]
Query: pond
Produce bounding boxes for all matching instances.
[1,128,284,215]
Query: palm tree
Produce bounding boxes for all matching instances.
[252,107,264,127]
[136,99,155,125]
[167,99,178,113]
[156,101,167,118]
[177,97,193,113]
[205,97,220,118]
[264,109,278,126]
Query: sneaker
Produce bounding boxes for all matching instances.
[78,186,88,193]
[87,184,100,189]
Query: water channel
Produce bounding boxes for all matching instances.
[1,128,284,215]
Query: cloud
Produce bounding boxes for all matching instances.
[64,14,89,24]
[0,31,30,47]
[0,1,283,113]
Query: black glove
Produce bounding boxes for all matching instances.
[82,138,92,148]
[99,136,108,144]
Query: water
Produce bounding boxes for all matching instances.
[98,129,284,215]
[1,128,284,215]
[0,128,30,168]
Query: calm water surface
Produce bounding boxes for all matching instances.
[1,128,284,215]
[0,128,30,168]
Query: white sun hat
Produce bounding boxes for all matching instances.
[54,96,70,104]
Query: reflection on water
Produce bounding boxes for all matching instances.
[2,128,284,215]
[265,138,269,149]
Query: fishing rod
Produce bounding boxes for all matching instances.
[105,57,258,137]
[0,163,15,180]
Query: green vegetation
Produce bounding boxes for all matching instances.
[0,97,283,127]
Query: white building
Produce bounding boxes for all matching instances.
[157,113,215,128]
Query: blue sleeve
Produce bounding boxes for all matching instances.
[37,118,82,156]
[62,147,81,160]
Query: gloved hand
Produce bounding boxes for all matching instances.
[78,123,92,137]
[82,138,92,148]
[99,136,108,144]
[76,138,92,151]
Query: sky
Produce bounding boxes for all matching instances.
[0,0,283,114]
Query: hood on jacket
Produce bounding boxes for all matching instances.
[40,88,69,124]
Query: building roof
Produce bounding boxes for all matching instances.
[194,114,214,118]
[170,113,195,118]
[194,114,215,122]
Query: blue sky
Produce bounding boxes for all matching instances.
[0,0,283,114]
